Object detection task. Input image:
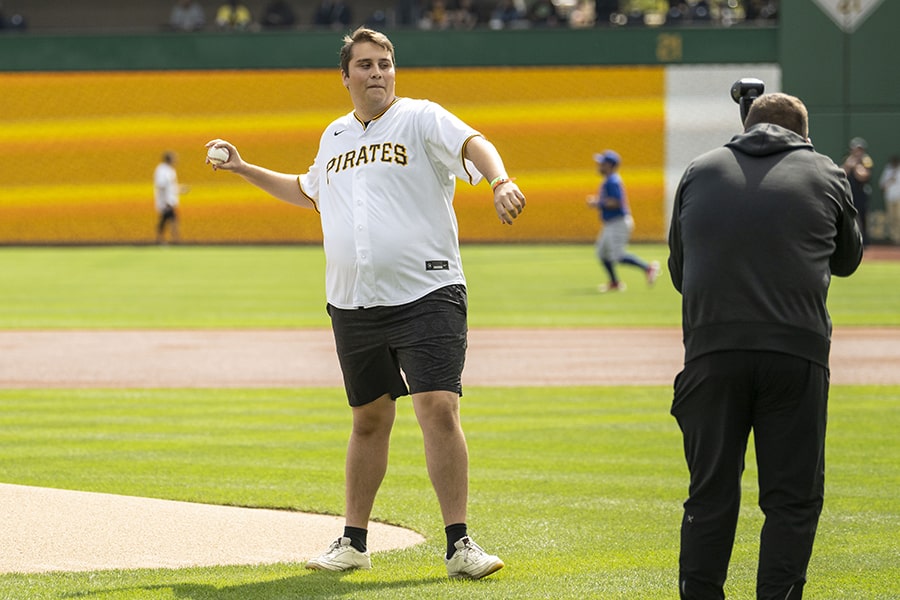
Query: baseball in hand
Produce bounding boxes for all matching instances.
[206,145,230,166]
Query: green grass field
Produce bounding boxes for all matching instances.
[0,245,898,599]
[1,244,898,328]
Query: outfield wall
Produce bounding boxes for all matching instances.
[6,5,897,244]
[2,64,783,245]
[0,28,778,244]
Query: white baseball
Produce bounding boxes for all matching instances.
[207,145,230,165]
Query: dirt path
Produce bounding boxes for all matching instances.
[1,327,898,388]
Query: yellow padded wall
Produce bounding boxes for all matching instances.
[0,67,664,243]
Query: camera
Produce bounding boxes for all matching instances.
[731,78,765,124]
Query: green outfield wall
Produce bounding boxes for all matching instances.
[0,27,776,71]
[780,1,898,240]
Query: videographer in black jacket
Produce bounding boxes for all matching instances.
[667,92,863,600]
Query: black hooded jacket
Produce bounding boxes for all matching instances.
[668,123,863,367]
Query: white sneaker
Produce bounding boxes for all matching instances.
[305,537,371,571]
[445,536,504,580]
[598,281,626,293]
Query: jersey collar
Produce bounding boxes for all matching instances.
[354,97,401,129]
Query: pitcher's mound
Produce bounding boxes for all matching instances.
[0,483,425,574]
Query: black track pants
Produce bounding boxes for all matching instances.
[671,351,828,600]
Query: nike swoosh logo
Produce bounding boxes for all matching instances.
[334,130,345,136]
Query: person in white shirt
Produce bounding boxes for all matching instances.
[879,155,900,243]
[169,0,206,31]
[205,27,525,579]
[153,151,184,244]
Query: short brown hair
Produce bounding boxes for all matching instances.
[743,92,809,139]
[339,27,395,76]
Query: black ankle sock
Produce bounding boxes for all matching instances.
[445,523,468,559]
[343,526,368,553]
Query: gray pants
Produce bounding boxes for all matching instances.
[596,215,633,262]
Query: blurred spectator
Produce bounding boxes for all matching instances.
[842,137,874,246]
[7,11,25,30]
[527,0,562,27]
[0,1,26,32]
[610,0,778,27]
[568,0,595,27]
[169,0,206,32]
[451,0,480,28]
[690,0,711,21]
[262,0,296,28]
[489,0,526,29]
[216,0,253,30]
[420,0,452,29]
[745,0,778,21]
[717,1,742,26]
[594,0,618,25]
[665,0,688,24]
[313,0,352,28]
[396,0,423,26]
[879,155,900,244]
[366,8,389,28]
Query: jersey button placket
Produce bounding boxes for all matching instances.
[352,169,375,305]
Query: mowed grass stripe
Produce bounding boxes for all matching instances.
[1,244,896,328]
[0,386,896,599]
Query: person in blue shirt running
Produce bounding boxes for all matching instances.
[587,150,659,292]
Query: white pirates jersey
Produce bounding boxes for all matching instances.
[299,97,484,309]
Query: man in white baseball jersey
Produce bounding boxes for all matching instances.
[153,150,183,244]
[205,27,525,579]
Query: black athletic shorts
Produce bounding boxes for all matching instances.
[327,284,468,407]
[157,206,177,229]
